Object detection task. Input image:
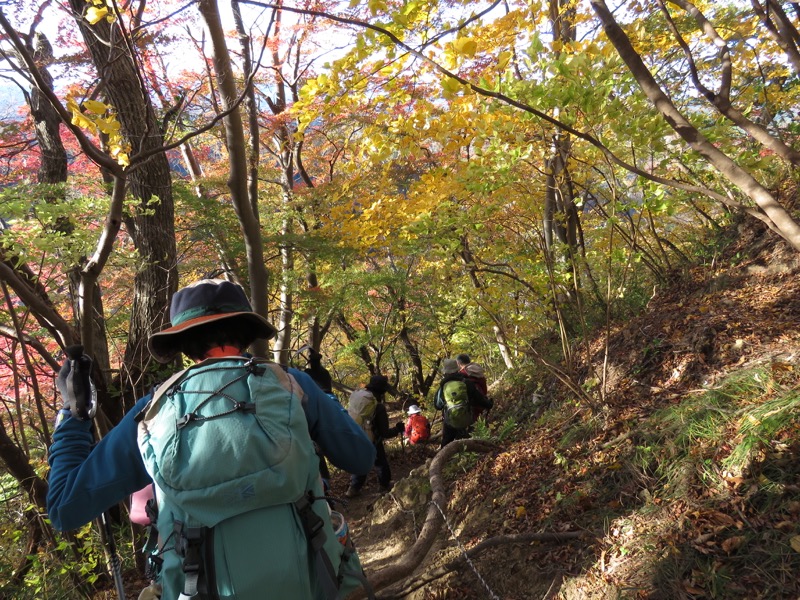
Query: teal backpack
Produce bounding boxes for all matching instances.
[137,357,372,600]
[442,378,473,429]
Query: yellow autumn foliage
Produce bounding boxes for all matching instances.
[66,95,129,168]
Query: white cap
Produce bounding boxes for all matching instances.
[407,404,422,415]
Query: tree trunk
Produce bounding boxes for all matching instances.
[273,194,294,366]
[198,0,271,357]
[28,33,66,186]
[67,0,179,403]
[23,30,115,417]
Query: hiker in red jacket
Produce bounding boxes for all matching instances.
[403,404,431,445]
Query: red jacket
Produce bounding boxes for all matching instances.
[404,413,431,444]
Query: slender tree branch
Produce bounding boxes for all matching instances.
[0,325,61,372]
[663,0,800,165]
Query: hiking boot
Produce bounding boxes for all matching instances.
[345,486,361,498]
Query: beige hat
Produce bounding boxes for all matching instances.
[442,358,459,375]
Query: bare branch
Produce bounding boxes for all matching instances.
[663,0,800,166]
[0,325,61,371]
[0,8,123,175]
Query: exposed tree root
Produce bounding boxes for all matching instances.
[379,530,588,598]
[348,438,598,599]
[348,439,497,599]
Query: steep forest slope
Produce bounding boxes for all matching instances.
[328,221,800,600]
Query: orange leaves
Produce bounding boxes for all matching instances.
[688,509,749,556]
[720,536,745,554]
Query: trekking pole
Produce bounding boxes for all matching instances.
[99,511,127,600]
[64,346,126,600]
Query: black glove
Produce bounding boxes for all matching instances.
[395,422,405,433]
[56,345,96,421]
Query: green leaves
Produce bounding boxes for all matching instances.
[368,0,388,15]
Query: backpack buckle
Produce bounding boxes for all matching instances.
[234,401,256,414]
[243,358,266,376]
[176,413,196,429]
[295,493,325,544]
[174,523,205,598]
[174,522,204,571]
[144,554,163,581]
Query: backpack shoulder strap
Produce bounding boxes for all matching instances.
[136,366,192,423]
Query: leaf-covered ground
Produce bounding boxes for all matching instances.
[329,223,800,599]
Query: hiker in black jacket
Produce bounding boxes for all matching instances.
[434,358,493,447]
[304,348,334,397]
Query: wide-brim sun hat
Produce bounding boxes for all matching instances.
[407,404,422,415]
[442,358,459,375]
[148,279,276,363]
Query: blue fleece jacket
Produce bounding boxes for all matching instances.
[47,367,375,531]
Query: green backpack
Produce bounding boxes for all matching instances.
[442,378,473,429]
[137,357,371,600]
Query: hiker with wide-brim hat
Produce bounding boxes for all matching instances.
[47,279,377,598]
[147,278,277,363]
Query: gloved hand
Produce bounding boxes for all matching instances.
[394,422,405,433]
[56,345,97,421]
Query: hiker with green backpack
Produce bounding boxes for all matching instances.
[433,358,493,448]
[47,279,377,600]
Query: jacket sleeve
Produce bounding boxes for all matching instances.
[372,402,399,440]
[289,368,376,475]
[47,395,153,532]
